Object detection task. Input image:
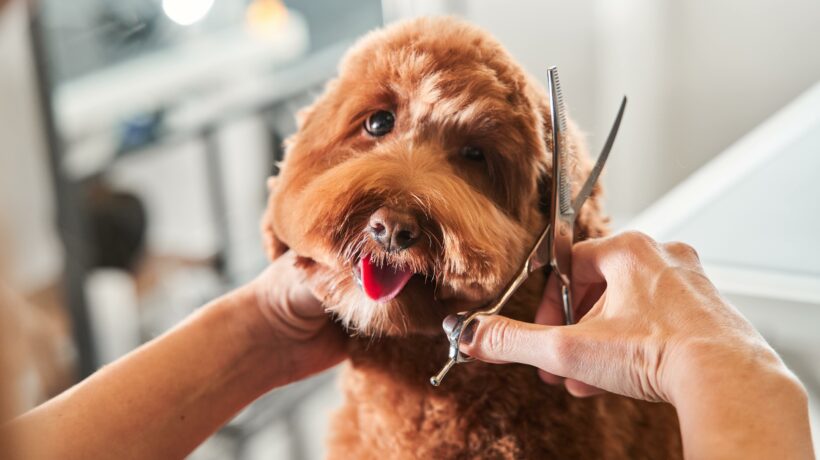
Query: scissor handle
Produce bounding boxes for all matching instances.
[429,311,479,386]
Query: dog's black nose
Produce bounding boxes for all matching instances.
[368,207,420,252]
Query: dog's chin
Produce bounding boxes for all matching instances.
[308,255,492,338]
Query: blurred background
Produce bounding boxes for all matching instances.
[0,0,817,458]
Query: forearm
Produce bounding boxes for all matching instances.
[10,288,278,460]
[672,342,815,460]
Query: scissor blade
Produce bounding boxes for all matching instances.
[548,68,573,220]
[572,96,627,213]
[528,223,552,272]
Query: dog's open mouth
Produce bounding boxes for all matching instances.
[353,256,415,302]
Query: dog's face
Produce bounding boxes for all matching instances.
[263,18,605,336]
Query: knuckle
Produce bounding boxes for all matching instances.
[547,329,577,375]
[663,241,700,262]
[550,330,575,358]
[652,265,687,293]
[483,318,515,356]
[655,265,681,283]
[619,231,656,252]
[614,232,661,271]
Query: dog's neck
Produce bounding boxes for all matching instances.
[347,269,548,390]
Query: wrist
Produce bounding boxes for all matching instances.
[209,282,343,390]
[669,337,812,459]
[203,288,288,391]
[668,336,791,406]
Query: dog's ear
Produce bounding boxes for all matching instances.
[536,173,551,216]
[261,176,289,260]
[260,80,346,262]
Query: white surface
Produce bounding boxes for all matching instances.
[593,0,669,221]
[85,269,141,365]
[628,81,820,240]
[629,81,820,302]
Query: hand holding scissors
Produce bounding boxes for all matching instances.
[430,66,626,386]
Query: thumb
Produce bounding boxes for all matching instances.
[458,315,573,377]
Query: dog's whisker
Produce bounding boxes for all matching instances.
[400,309,409,336]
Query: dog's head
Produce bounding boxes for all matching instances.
[262,17,607,336]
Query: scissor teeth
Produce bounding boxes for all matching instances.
[552,70,568,132]
[549,67,572,215]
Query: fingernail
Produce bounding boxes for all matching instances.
[460,319,479,345]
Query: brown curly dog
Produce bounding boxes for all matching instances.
[262,16,682,459]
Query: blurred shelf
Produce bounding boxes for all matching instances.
[61,30,352,182]
[54,9,309,143]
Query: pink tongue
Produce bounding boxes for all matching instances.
[359,257,414,302]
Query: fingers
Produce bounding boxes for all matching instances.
[534,277,607,395]
[462,315,611,397]
[660,241,704,271]
[572,232,701,282]
[537,369,564,385]
[564,379,607,398]
[537,271,604,326]
[271,252,325,319]
[459,315,571,377]
[253,252,330,342]
[514,232,710,401]
[534,276,569,385]
[572,231,667,286]
[535,274,567,327]
[539,367,607,398]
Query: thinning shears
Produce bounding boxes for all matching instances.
[430,66,627,386]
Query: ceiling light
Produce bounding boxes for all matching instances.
[162,0,215,26]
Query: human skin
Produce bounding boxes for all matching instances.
[3,230,813,459]
[458,231,815,460]
[6,252,347,460]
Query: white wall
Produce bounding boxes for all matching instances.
[664,0,820,188]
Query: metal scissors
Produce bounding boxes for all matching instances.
[430,66,627,386]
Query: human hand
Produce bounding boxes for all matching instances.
[233,251,347,387]
[458,231,792,404]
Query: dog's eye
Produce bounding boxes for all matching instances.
[364,110,395,137]
[460,146,485,161]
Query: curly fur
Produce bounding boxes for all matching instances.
[262,16,681,459]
